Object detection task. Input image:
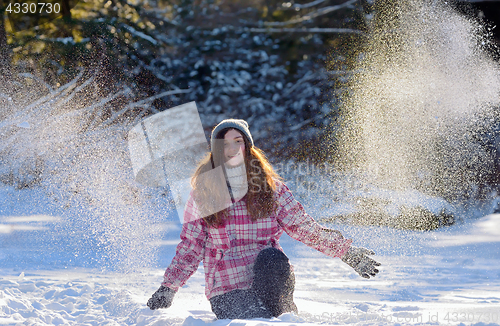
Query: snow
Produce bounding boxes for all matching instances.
[1,182,500,326]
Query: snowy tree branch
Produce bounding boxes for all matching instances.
[289,0,329,10]
[289,117,315,131]
[282,71,317,97]
[260,0,359,26]
[246,27,364,34]
[18,73,55,93]
[124,88,191,110]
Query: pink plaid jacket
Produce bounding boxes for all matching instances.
[162,181,352,299]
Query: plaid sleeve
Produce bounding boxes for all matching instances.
[275,182,352,258]
[162,193,207,291]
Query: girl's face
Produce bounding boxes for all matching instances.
[223,129,245,167]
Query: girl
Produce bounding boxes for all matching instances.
[147,119,380,319]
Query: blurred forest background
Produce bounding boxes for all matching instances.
[1,0,500,192]
[1,0,500,159]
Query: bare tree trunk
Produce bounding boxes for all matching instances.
[0,1,14,118]
[61,0,72,21]
[59,0,72,37]
[0,1,13,93]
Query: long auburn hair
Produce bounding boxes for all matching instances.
[191,127,281,227]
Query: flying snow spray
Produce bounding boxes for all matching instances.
[333,0,500,229]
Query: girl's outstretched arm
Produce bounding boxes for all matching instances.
[275,182,380,278]
[275,182,352,258]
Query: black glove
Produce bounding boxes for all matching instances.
[147,286,176,310]
[341,246,381,279]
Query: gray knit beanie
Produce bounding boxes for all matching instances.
[210,119,254,150]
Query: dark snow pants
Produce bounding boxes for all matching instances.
[209,247,298,319]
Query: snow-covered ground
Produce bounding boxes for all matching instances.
[1,182,500,326]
